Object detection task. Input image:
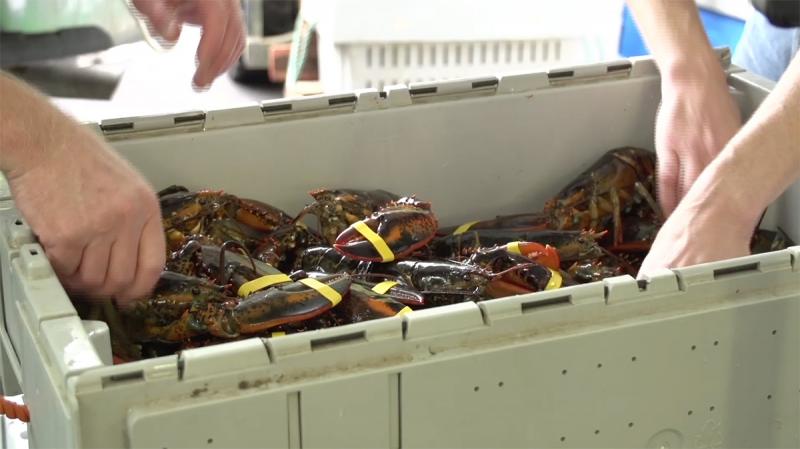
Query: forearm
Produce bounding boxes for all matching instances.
[625,0,724,80]
[693,54,800,226]
[0,72,73,179]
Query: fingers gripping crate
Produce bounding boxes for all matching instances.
[292,0,625,92]
[1,53,800,448]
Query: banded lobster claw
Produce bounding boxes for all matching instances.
[333,197,438,262]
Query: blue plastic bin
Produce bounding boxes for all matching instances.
[619,5,746,57]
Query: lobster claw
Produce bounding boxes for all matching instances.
[223,273,352,335]
[333,197,438,262]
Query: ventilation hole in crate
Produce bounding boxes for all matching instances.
[391,45,398,67]
[365,80,372,89]
[14,219,23,226]
[493,42,500,64]
[688,410,693,416]
[366,47,373,68]
[455,44,462,64]
[767,394,772,400]
[595,430,600,435]
[443,45,449,65]
[517,41,525,62]
[554,40,562,60]
[505,42,512,63]
[468,43,474,64]
[597,363,603,368]
[498,381,504,387]
[714,340,719,346]
[473,386,479,392]
[480,42,487,64]
[560,437,566,442]
[628,422,634,428]
[710,406,715,412]
[631,356,637,362]
[378,46,386,67]
[543,41,550,61]
[691,345,697,351]
[562,369,568,375]
[29,249,38,256]
[530,41,537,62]
[207,438,213,444]
[772,330,778,335]
[417,44,424,66]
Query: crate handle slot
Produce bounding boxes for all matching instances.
[520,295,571,313]
[713,262,760,279]
[471,79,498,89]
[101,370,144,388]
[100,122,134,132]
[310,331,367,351]
[409,86,437,96]
[261,103,293,114]
[328,95,357,107]
[607,63,632,73]
[547,70,574,80]
[173,113,205,125]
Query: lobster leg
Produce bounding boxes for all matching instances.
[610,186,623,248]
[634,181,663,222]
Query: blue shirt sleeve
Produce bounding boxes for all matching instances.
[732,10,800,82]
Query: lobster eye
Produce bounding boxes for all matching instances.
[191,287,201,295]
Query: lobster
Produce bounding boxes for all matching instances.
[331,283,412,324]
[428,229,604,264]
[294,188,401,245]
[544,146,660,249]
[374,259,555,307]
[334,197,439,262]
[438,147,660,251]
[123,271,351,342]
[160,187,293,252]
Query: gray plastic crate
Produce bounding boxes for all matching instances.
[1,51,799,448]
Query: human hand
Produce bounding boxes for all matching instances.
[637,159,757,276]
[132,0,246,89]
[655,65,742,216]
[7,121,166,307]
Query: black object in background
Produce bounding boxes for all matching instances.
[751,0,800,27]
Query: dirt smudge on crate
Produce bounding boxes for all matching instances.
[237,354,413,391]
[190,386,209,398]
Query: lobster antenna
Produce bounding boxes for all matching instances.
[219,240,258,284]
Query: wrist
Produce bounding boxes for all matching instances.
[681,153,764,238]
[659,50,728,87]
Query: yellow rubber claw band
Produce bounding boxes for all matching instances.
[238,274,293,297]
[506,241,522,255]
[372,280,399,295]
[453,221,479,235]
[546,269,563,290]
[270,331,286,338]
[397,306,413,316]
[299,278,343,306]
[353,221,395,262]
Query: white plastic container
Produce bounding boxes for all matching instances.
[298,0,625,92]
[1,52,799,448]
